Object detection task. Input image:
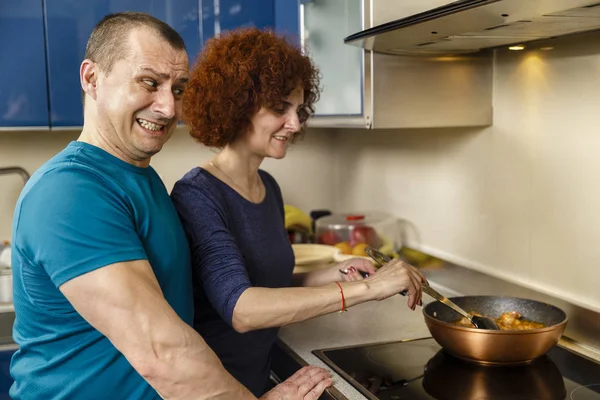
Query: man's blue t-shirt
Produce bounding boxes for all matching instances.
[9,141,193,400]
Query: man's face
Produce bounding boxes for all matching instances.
[93,28,189,166]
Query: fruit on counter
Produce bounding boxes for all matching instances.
[401,247,432,265]
[378,237,395,258]
[332,242,375,257]
[330,232,396,258]
[351,243,369,257]
[349,226,382,248]
[334,241,353,255]
[317,230,341,246]
[284,205,313,234]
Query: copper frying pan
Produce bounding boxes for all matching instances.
[423,296,568,365]
[364,247,568,364]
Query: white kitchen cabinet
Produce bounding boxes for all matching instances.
[302,0,493,129]
[372,0,460,26]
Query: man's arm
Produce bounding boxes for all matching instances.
[59,259,255,400]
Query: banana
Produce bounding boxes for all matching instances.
[401,247,431,264]
[378,233,395,257]
[284,205,313,233]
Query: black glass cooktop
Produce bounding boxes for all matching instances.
[313,337,600,400]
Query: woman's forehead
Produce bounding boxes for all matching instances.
[285,86,305,103]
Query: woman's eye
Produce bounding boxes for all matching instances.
[272,106,286,114]
[173,88,185,96]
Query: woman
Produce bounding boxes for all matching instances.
[171,27,426,396]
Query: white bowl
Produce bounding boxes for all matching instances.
[292,244,339,266]
[333,252,372,263]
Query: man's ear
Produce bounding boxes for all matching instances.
[80,59,98,101]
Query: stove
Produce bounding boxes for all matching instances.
[313,337,600,400]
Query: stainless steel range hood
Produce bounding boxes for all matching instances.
[345,0,600,55]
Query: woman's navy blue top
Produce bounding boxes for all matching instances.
[171,167,295,396]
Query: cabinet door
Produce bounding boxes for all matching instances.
[275,0,299,39]
[200,0,276,45]
[302,0,363,117]
[0,346,17,399]
[0,1,50,128]
[372,0,461,26]
[44,0,200,128]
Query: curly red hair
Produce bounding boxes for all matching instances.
[182,28,320,148]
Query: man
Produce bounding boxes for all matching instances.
[10,12,331,400]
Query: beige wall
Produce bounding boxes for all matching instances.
[0,130,79,241]
[0,127,336,241]
[333,32,600,312]
[151,126,338,208]
[3,30,600,313]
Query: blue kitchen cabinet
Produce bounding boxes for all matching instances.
[0,1,50,128]
[44,0,201,127]
[1,1,300,129]
[275,0,300,39]
[201,0,299,45]
[0,346,17,400]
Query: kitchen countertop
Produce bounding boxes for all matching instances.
[277,254,600,400]
[2,248,599,398]
[277,281,456,400]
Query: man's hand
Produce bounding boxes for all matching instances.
[260,366,333,400]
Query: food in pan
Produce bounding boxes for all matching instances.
[453,311,545,330]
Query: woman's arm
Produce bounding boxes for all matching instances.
[291,259,377,287]
[232,258,425,333]
[171,178,425,335]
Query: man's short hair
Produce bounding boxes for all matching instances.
[82,11,187,103]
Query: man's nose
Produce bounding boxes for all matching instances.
[153,89,176,119]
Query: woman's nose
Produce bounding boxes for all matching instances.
[285,112,301,132]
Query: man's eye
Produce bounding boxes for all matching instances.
[143,79,157,88]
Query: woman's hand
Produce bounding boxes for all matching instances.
[260,366,332,400]
[366,259,427,309]
[293,258,376,287]
[336,258,376,282]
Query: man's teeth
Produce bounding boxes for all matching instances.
[138,119,163,131]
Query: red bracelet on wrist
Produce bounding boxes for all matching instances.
[335,282,347,313]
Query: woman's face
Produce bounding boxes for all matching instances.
[243,85,305,160]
